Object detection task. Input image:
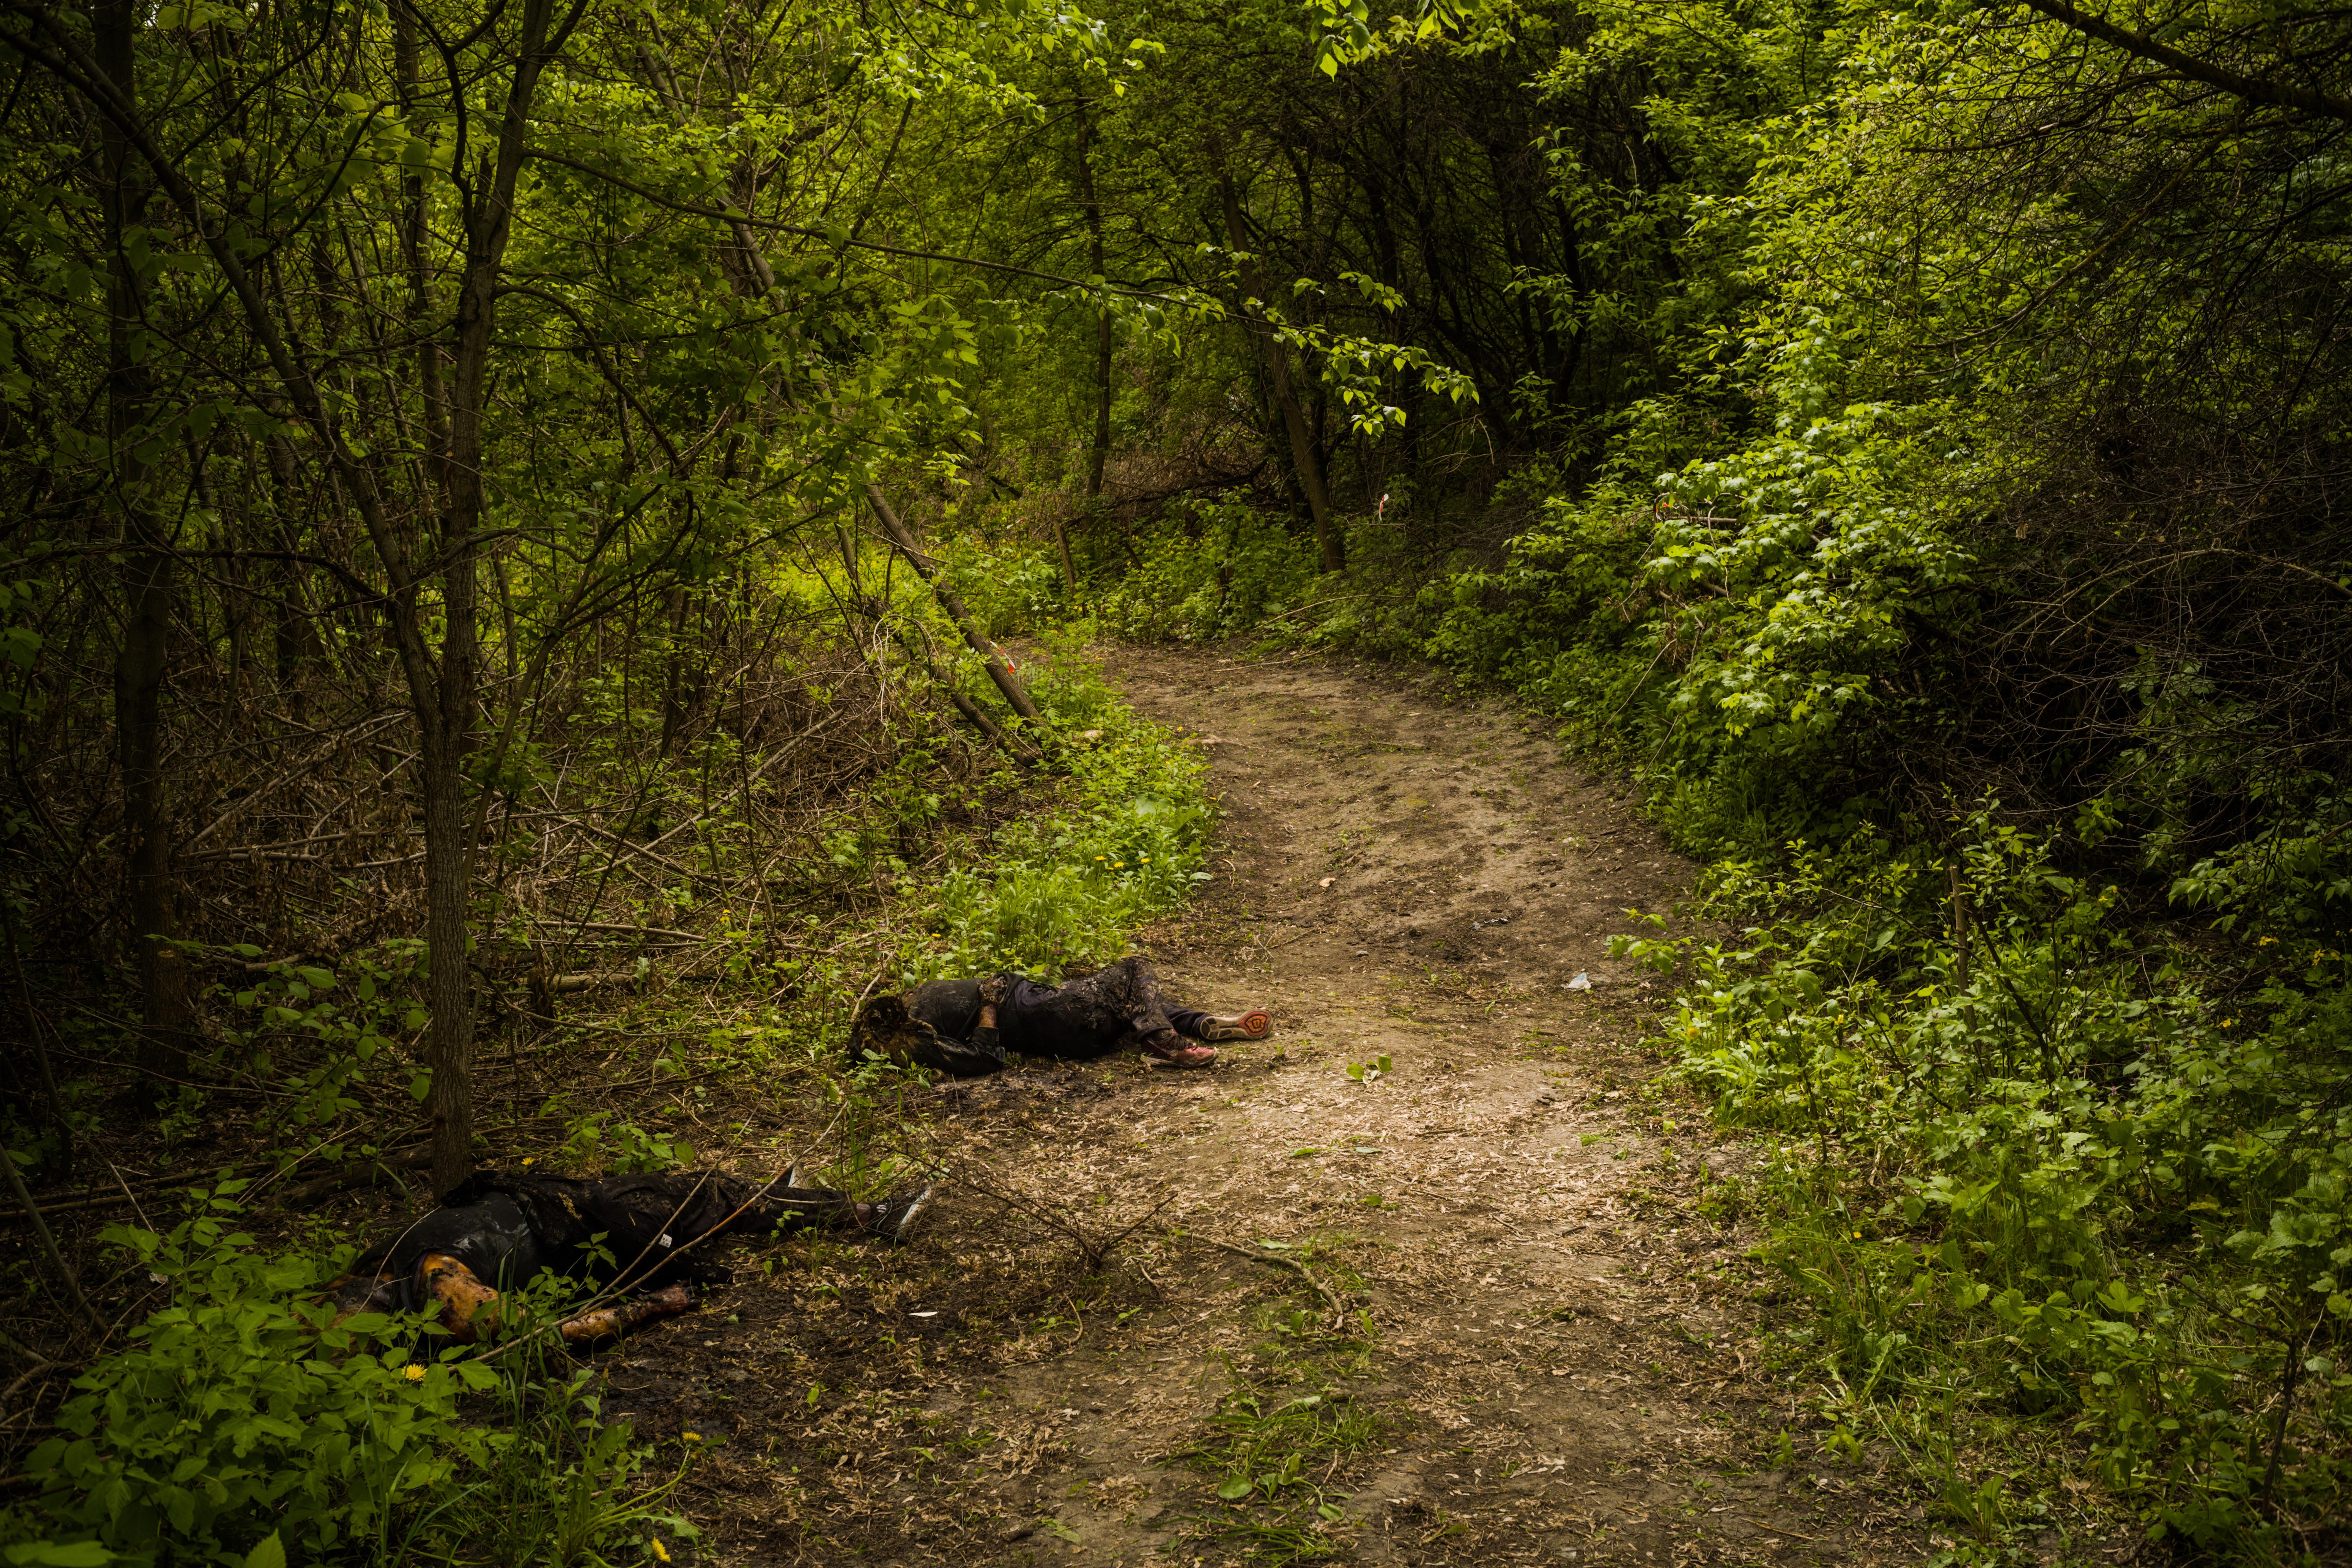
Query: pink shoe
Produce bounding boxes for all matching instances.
[1143,1034,1218,1069]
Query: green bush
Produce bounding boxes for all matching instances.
[3,1189,691,1568]
[925,656,1211,975]
[6,1189,494,1566]
[943,537,1067,637]
[1097,498,1320,643]
[1621,816,2352,1551]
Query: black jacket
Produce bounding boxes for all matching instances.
[337,1170,846,1312]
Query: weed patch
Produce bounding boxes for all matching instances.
[1,1193,692,1568]
[1175,1257,1386,1565]
[1616,816,2352,1556]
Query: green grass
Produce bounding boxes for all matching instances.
[1176,1258,1386,1565]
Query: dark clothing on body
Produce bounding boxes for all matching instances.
[886,957,1215,1077]
[338,1169,850,1315]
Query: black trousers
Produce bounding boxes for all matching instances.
[1004,956,1219,1058]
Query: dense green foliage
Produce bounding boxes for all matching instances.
[928,648,1213,975]
[6,0,2350,1557]
[1379,6,2352,1551]
[933,0,2352,1555]
[10,1186,696,1566]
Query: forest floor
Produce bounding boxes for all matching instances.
[582,646,1948,1568]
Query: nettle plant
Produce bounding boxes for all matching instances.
[1633,814,2352,1544]
[212,939,430,1137]
[10,1185,496,1566]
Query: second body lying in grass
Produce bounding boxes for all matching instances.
[327,1168,931,1344]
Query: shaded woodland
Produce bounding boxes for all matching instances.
[6,0,2352,1559]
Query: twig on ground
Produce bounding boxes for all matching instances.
[1,1357,71,1415]
[913,1136,1170,1273]
[1168,1230,1343,1312]
[3,1148,106,1339]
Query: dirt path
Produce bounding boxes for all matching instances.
[637,649,1927,1568]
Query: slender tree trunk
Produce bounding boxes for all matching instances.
[18,0,519,1195]
[417,0,573,1194]
[96,0,191,1078]
[262,435,320,719]
[1214,157,1342,572]
[393,0,447,468]
[658,584,706,759]
[1072,103,1111,588]
[865,486,1042,726]
[1,898,70,1178]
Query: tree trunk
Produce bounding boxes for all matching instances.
[1074,103,1112,587]
[1214,161,1342,572]
[20,0,573,1195]
[417,0,573,1195]
[261,435,321,719]
[96,0,192,1079]
[658,584,699,758]
[865,486,1043,727]
[393,0,447,468]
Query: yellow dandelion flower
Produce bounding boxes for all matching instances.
[683,1431,703,1443]
[404,1365,426,1382]
[652,1541,671,1563]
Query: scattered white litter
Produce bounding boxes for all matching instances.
[1566,972,1592,990]
[910,1310,938,1318]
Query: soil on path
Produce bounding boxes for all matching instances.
[618,648,1932,1568]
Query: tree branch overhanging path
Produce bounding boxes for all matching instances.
[2013,0,2352,122]
[4,0,2351,1551]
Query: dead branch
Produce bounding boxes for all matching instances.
[1164,1229,1344,1312]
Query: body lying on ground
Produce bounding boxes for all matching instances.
[326,1168,930,1345]
[852,956,1270,1075]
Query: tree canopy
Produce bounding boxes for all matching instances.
[6,0,2352,1553]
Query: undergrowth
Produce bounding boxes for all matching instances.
[1,1184,696,1568]
[1178,1242,1384,1564]
[1037,482,2352,1557]
[1,642,1211,1566]
[923,629,1212,977]
[1606,818,2352,1561]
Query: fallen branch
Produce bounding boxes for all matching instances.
[2,1146,105,1337]
[285,1147,435,1205]
[1169,1230,1343,1312]
[865,485,1044,727]
[547,971,642,995]
[912,1139,1166,1272]
[1,1357,72,1415]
